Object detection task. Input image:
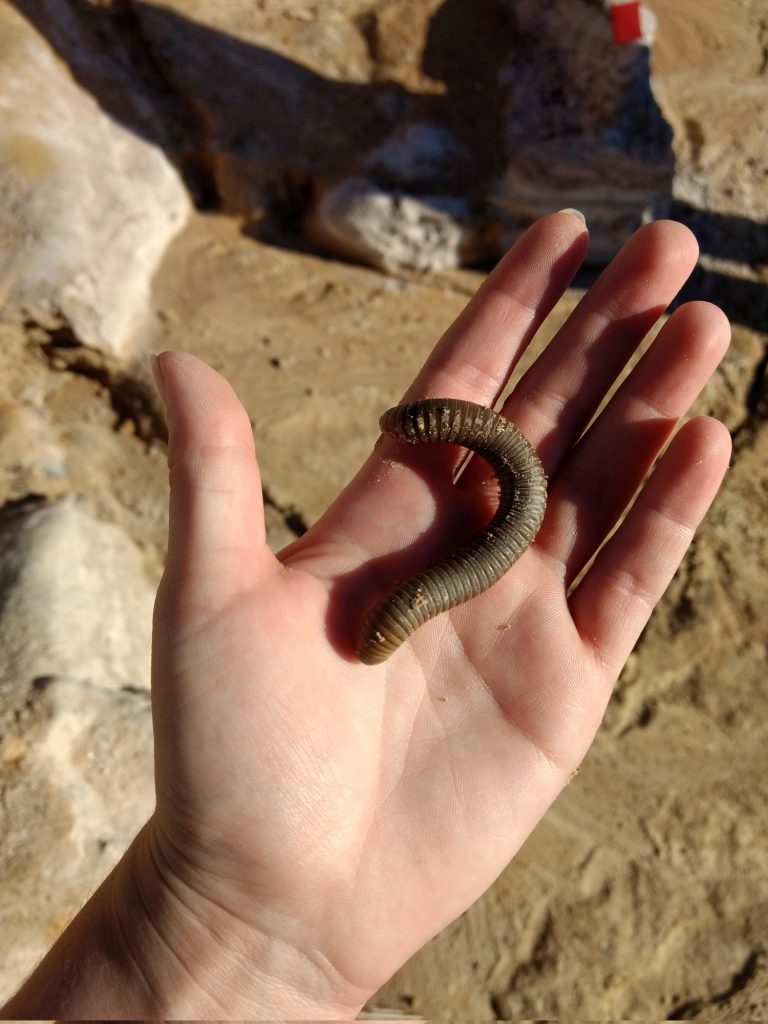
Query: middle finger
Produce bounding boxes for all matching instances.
[490,219,700,477]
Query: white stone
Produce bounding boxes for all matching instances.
[307,177,475,272]
[0,4,190,358]
[0,676,154,998]
[0,496,155,693]
[0,494,157,997]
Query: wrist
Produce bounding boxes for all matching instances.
[3,818,371,1019]
[107,819,371,1017]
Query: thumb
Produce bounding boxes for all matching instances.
[152,351,273,603]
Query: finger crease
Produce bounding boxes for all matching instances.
[483,280,539,327]
[623,388,679,422]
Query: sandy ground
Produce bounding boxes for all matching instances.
[0,0,767,1017]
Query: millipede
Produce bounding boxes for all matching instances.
[355,397,547,665]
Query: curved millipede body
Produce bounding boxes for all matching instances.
[355,397,547,665]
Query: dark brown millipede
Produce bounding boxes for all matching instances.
[355,397,547,665]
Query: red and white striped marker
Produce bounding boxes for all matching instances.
[609,0,643,44]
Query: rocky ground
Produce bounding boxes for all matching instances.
[0,0,767,1019]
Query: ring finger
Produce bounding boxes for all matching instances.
[463,219,701,488]
[536,300,730,586]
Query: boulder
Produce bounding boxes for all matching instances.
[306,177,478,272]
[0,4,190,358]
[0,496,154,694]
[0,495,156,997]
[0,676,154,997]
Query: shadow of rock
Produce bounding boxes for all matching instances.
[671,203,768,337]
[9,0,407,229]
[10,0,684,268]
[675,263,768,337]
[569,203,768,334]
[672,204,768,268]
[9,0,768,323]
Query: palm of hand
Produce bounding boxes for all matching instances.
[149,213,730,1002]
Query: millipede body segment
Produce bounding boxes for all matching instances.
[355,398,547,665]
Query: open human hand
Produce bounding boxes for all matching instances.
[4,212,731,1019]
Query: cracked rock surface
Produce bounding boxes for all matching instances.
[0,0,767,1018]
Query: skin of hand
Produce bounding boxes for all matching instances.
[2,212,732,1019]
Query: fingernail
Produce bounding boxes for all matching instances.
[558,208,587,225]
[149,353,166,403]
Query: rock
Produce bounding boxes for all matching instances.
[491,0,674,262]
[0,4,190,358]
[0,494,156,997]
[2,1,674,273]
[0,496,154,694]
[306,177,477,272]
[0,402,68,485]
[0,676,154,997]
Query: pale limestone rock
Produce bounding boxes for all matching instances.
[0,401,68,484]
[0,496,154,693]
[0,495,156,997]
[307,177,476,272]
[0,676,154,998]
[0,4,190,358]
